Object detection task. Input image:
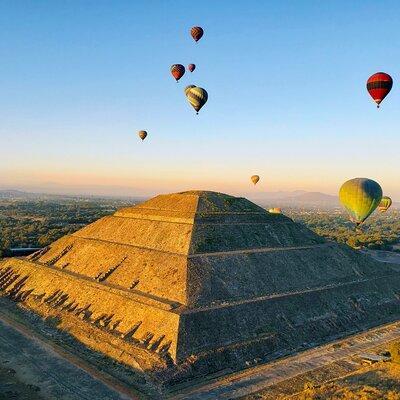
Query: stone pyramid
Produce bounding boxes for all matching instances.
[1,190,400,377]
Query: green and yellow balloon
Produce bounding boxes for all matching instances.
[339,178,382,225]
[378,196,392,213]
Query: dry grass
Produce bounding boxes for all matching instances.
[291,362,400,400]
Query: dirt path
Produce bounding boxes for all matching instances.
[0,315,140,400]
[171,322,400,399]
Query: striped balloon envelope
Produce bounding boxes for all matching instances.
[378,196,392,213]
[184,85,196,96]
[367,72,393,108]
[186,86,208,114]
[190,26,204,42]
[171,64,185,82]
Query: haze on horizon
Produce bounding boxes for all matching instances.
[1,1,399,200]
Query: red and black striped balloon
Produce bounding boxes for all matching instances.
[366,72,393,108]
[170,64,185,82]
[188,64,196,72]
[190,26,204,42]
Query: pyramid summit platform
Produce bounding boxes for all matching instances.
[1,190,400,382]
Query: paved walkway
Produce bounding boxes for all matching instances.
[171,322,400,399]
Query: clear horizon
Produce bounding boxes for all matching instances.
[1,1,399,199]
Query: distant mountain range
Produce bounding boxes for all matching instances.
[1,189,397,208]
[279,191,339,204]
[0,189,146,202]
[0,190,36,199]
[247,190,340,206]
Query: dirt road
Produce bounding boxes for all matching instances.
[2,298,400,400]
[171,322,400,399]
[0,316,138,400]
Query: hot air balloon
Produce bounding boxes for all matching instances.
[378,196,392,213]
[184,85,196,96]
[191,26,204,42]
[138,130,147,141]
[339,178,382,225]
[367,72,393,108]
[171,64,185,82]
[188,64,196,72]
[251,175,260,185]
[269,207,282,214]
[186,86,208,114]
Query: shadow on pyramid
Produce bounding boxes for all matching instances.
[1,190,400,383]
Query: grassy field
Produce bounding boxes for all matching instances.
[290,362,400,400]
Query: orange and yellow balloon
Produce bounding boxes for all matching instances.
[138,130,147,141]
[251,175,260,185]
[269,207,282,214]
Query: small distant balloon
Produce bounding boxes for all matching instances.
[378,196,392,213]
[268,207,282,214]
[339,177,382,225]
[171,64,185,82]
[367,72,393,108]
[251,175,260,185]
[138,130,147,141]
[188,64,196,73]
[186,86,208,114]
[191,26,204,42]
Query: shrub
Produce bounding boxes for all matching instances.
[389,342,400,364]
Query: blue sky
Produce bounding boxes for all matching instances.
[0,1,399,198]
